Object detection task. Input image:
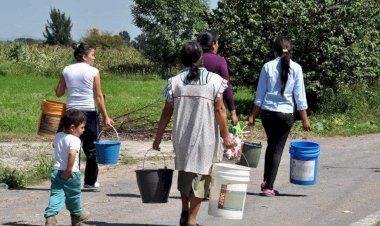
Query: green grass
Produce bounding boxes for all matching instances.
[1,74,380,141]
[0,74,166,140]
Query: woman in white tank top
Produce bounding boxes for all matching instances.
[55,42,113,189]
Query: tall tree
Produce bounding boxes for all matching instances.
[131,0,209,77]
[43,8,73,45]
[119,31,131,45]
[208,0,380,111]
[131,33,147,51]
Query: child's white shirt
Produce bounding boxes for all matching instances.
[53,132,81,172]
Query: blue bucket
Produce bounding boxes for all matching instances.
[289,141,320,185]
[94,125,120,165]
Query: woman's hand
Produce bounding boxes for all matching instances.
[248,114,256,126]
[230,110,239,125]
[302,118,311,131]
[103,117,114,127]
[222,136,235,149]
[152,138,161,151]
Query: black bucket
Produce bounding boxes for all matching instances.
[135,149,174,203]
[136,168,174,203]
[237,141,262,168]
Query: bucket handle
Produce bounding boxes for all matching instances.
[239,152,250,168]
[141,149,168,170]
[97,125,119,141]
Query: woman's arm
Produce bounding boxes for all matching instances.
[153,101,173,150]
[248,104,261,126]
[55,75,66,97]
[93,73,113,126]
[220,58,238,125]
[215,96,234,148]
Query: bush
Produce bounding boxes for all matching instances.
[0,41,155,78]
[0,167,27,188]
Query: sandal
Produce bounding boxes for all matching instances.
[260,188,279,197]
[179,210,189,226]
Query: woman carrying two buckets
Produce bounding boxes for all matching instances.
[248,36,311,196]
[153,42,234,226]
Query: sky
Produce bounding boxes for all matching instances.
[0,0,219,41]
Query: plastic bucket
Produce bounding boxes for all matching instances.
[37,99,66,139]
[289,141,320,185]
[208,163,251,219]
[237,141,262,168]
[136,150,174,203]
[94,125,120,164]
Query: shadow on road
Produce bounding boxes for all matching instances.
[106,193,181,200]
[2,222,39,226]
[247,192,307,197]
[86,221,174,226]
[15,187,50,192]
[323,166,380,170]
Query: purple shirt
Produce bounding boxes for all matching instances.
[203,52,236,111]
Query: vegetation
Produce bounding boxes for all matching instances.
[0,41,154,77]
[43,8,73,45]
[83,28,126,49]
[131,0,209,77]
[207,0,380,112]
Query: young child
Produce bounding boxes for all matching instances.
[44,109,90,226]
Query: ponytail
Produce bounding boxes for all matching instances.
[180,42,203,81]
[72,42,94,62]
[274,37,292,96]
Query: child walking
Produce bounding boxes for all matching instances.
[44,109,90,226]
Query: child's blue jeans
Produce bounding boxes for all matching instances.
[44,170,82,218]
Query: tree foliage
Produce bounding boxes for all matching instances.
[43,8,73,45]
[131,0,209,77]
[119,31,131,45]
[208,0,380,111]
[83,28,125,49]
[131,33,147,51]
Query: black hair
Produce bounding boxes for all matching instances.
[71,42,94,62]
[273,36,292,96]
[196,30,220,52]
[61,109,87,130]
[180,42,203,81]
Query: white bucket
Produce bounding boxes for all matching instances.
[208,163,251,220]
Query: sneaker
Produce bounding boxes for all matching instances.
[71,210,90,226]
[45,215,58,226]
[83,182,100,189]
[260,181,267,191]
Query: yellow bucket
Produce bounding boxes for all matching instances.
[37,99,66,139]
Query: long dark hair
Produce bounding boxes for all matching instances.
[72,42,94,62]
[180,42,203,81]
[273,37,291,96]
[196,30,220,53]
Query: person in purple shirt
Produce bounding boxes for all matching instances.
[197,30,239,125]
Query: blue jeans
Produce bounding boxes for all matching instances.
[44,170,82,217]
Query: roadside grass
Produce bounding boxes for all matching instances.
[1,75,380,140]
[0,75,166,140]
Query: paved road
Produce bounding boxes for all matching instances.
[0,134,379,226]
